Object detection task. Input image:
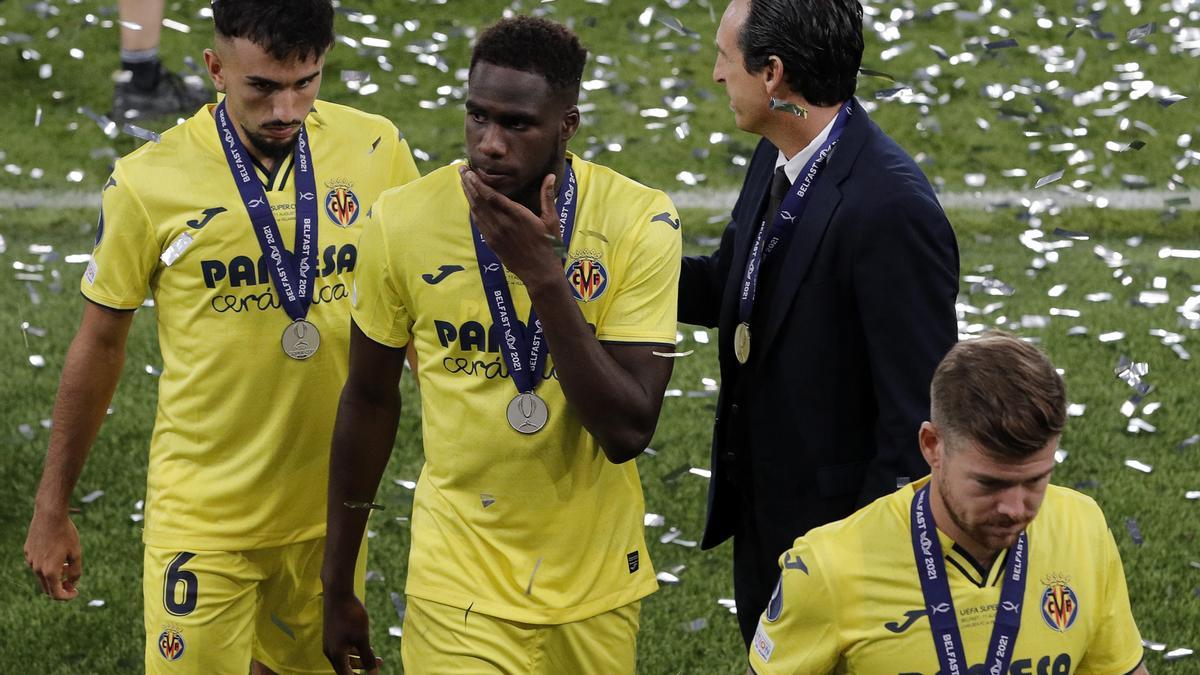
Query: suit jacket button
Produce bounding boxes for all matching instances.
[722,451,736,463]
[730,404,740,416]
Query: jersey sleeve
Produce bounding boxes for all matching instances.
[748,539,840,675]
[350,196,412,348]
[390,131,421,188]
[81,164,159,310]
[594,191,681,344]
[1076,526,1144,674]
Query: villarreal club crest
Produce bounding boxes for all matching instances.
[565,250,609,302]
[1040,574,1079,632]
[158,625,186,662]
[324,178,361,228]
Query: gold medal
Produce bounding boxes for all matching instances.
[734,322,751,364]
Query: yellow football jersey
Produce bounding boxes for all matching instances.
[84,101,419,550]
[352,154,681,624]
[749,478,1144,674]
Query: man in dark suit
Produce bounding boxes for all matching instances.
[680,0,960,646]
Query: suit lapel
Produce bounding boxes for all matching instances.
[755,98,870,359]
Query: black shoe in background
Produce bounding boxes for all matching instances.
[112,65,211,123]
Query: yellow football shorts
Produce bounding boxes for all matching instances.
[143,537,366,674]
[400,595,641,674]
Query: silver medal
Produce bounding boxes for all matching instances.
[506,392,549,434]
[281,319,320,360]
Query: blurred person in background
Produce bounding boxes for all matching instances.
[113,0,210,121]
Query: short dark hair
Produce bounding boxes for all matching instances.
[213,0,334,62]
[470,16,588,101]
[739,0,863,106]
[931,332,1067,459]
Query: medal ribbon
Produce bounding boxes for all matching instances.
[214,100,318,323]
[737,102,853,326]
[910,484,1028,675]
[470,162,578,395]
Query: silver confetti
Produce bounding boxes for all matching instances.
[1125,518,1144,545]
[652,350,694,358]
[159,232,193,267]
[121,123,161,143]
[656,571,681,584]
[1124,459,1153,473]
[389,591,406,622]
[1127,22,1156,42]
[1034,170,1065,188]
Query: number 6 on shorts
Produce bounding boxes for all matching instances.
[163,552,198,616]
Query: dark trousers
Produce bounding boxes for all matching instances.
[732,492,788,648]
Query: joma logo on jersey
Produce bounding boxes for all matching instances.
[566,256,608,302]
[1040,574,1078,632]
[324,179,360,227]
[158,627,185,662]
[200,244,357,289]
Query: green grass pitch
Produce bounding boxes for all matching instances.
[1,0,1199,672]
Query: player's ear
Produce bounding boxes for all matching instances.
[918,421,942,471]
[204,48,225,92]
[561,104,580,143]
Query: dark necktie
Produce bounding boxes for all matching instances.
[764,165,792,225]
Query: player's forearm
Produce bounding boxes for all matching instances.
[321,383,400,595]
[34,332,127,515]
[525,275,659,462]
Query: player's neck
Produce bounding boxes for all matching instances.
[518,157,568,216]
[928,481,1002,570]
[211,104,285,172]
[765,101,840,160]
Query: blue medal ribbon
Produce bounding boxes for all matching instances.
[910,484,1028,675]
[470,162,578,395]
[738,102,853,326]
[214,100,318,323]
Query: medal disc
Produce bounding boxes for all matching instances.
[734,322,751,364]
[281,320,320,360]
[507,392,549,434]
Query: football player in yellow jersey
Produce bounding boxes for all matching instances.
[321,16,682,675]
[23,1,418,673]
[748,332,1148,675]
